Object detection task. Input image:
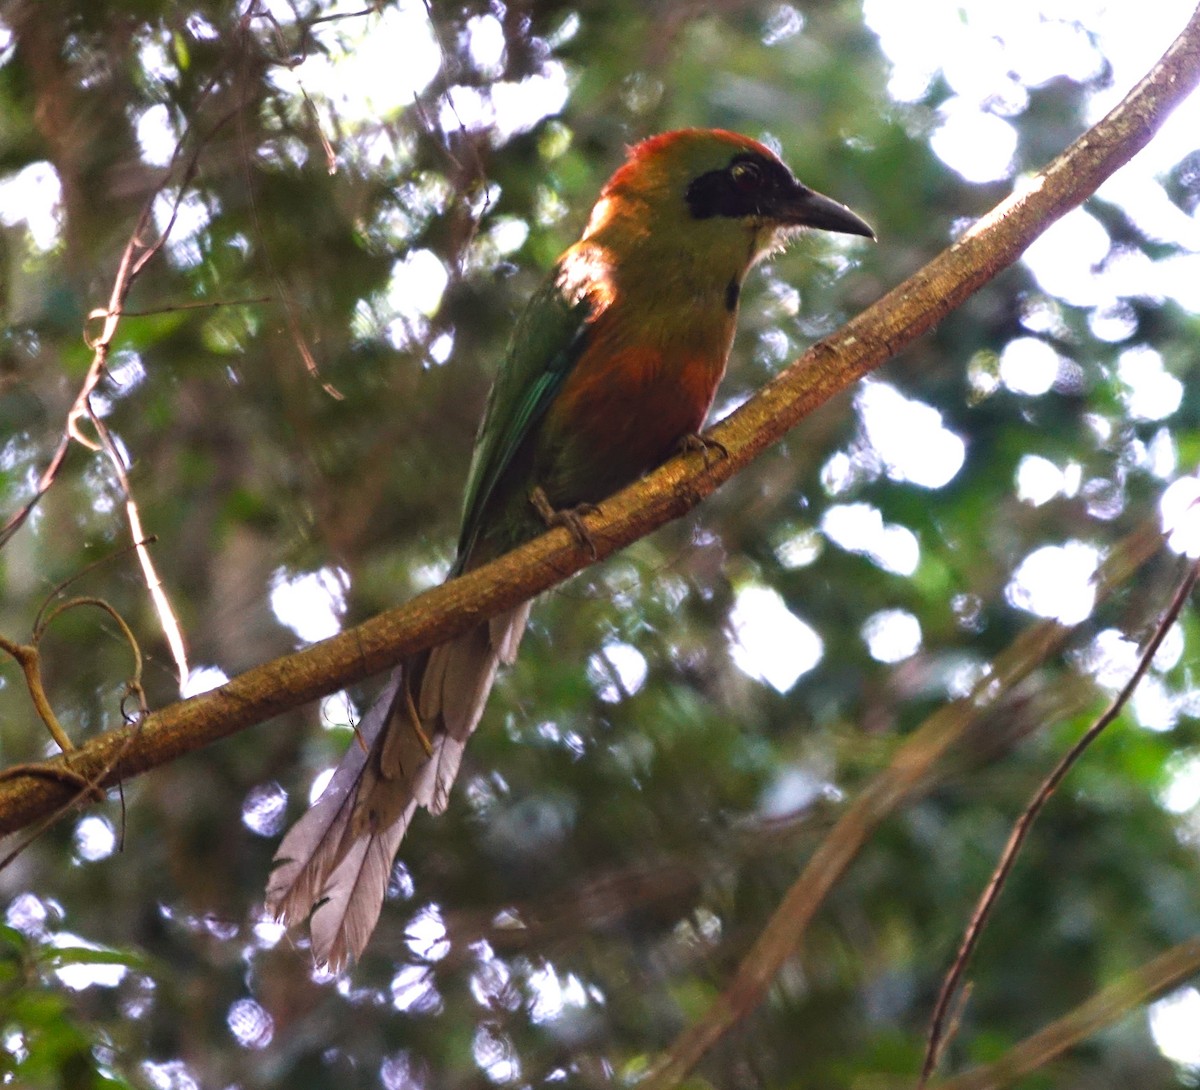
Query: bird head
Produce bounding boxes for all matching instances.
[581,129,874,272]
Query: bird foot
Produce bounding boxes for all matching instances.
[677,432,728,467]
[402,682,435,758]
[530,486,599,558]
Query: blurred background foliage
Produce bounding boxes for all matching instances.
[1,0,1200,1087]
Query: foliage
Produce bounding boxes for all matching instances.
[1,1,1199,1087]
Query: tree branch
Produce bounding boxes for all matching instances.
[633,519,1169,1090]
[928,935,1200,1090]
[920,554,1200,1084]
[1,5,1198,876]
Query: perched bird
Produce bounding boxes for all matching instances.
[267,128,873,968]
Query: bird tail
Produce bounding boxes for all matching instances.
[265,602,530,970]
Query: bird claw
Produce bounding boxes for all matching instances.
[402,682,435,758]
[530,486,599,558]
[677,432,728,467]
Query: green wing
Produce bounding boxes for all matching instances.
[454,264,593,570]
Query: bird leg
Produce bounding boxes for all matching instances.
[677,431,728,467]
[530,486,599,558]
[401,681,435,758]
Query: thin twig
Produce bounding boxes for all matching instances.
[0,632,74,752]
[236,1,344,398]
[929,936,1200,1090]
[631,528,1167,1090]
[32,537,157,636]
[250,0,343,172]
[0,76,242,690]
[634,601,1094,1090]
[0,592,149,755]
[919,555,1200,1086]
[38,596,147,696]
[0,593,152,868]
[0,708,150,873]
[119,295,270,317]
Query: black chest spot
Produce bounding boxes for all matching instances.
[724,278,740,313]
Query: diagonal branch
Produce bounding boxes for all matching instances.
[0,3,1197,876]
[927,935,1200,1090]
[920,554,1200,1084]
[633,519,1169,1090]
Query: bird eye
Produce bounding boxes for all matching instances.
[730,160,764,191]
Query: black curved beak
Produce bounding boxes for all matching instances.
[779,185,875,240]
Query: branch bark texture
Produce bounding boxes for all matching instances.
[1,7,1198,868]
[632,10,1200,1085]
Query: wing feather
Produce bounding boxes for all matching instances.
[455,267,595,567]
[268,253,594,970]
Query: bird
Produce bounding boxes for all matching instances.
[266,128,874,969]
